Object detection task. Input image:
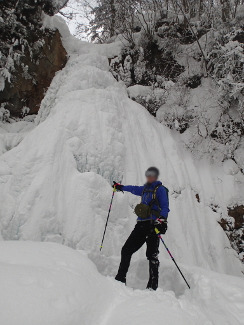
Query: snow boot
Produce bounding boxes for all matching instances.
[146,259,159,290]
[115,274,126,284]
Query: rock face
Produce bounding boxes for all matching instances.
[0,0,67,117]
[219,205,244,263]
[110,40,184,88]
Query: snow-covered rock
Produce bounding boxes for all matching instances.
[223,159,240,175]
[127,85,151,99]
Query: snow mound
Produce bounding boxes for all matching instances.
[127,85,151,98]
[0,241,244,325]
[223,159,240,175]
[0,241,113,325]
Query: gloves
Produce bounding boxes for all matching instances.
[112,181,124,192]
[154,218,167,234]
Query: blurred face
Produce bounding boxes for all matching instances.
[146,175,157,184]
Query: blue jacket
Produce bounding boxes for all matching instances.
[123,181,170,221]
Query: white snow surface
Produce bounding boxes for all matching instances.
[0,16,244,325]
[0,241,244,325]
[0,119,35,157]
[127,84,151,98]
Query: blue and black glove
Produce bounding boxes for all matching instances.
[112,181,124,192]
[154,219,167,234]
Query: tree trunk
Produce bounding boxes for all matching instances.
[165,0,169,18]
[220,0,231,22]
[181,0,189,25]
[110,0,116,37]
[181,0,188,12]
[196,0,203,19]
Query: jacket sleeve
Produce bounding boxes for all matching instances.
[157,186,170,218]
[123,185,144,196]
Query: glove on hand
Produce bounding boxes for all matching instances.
[112,181,124,192]
[154,219,167,234]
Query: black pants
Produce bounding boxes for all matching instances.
[115,221,160,290]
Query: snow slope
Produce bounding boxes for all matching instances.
[1,241,244,325]
[0,118,35,157]
[0,14,243,311]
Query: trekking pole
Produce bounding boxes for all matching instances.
[100,185,116,251]
[155,228,191,289]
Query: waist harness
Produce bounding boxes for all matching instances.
[134,185,168,220]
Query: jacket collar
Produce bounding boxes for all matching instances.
[145,180,162,188]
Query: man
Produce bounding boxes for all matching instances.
[113,167,169,290]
